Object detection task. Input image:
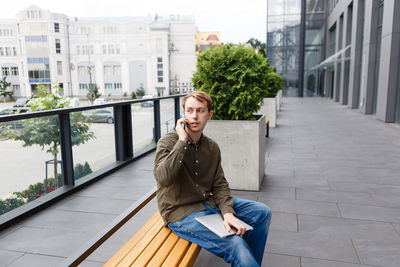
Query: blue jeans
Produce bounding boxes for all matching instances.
[168,198,271,267]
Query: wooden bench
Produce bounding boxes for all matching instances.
[61,187,201,267]
[104,211,201,267]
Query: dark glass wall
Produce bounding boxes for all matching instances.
[303,0,326,97]
[267,0,301,97]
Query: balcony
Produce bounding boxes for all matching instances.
[1,97,400,266]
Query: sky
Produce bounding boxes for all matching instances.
[0,0,267,44]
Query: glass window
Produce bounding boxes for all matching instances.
[157,63,163,70]
[5,47,11,56]
[157,57,163,63]
[11,67,18,76]
[13,47,17,56]
[12,84,20,91]
[114,83,122,89]
[79,83,88,89]
[103,65,112,76]
[54,23,60,33]
[0,47,3,56]
[108,45,114,54]
[157,70,163,76]
[76,45,81,55]
[2,67,10,76]
[104,83,113,89]
[158,77,163,83]
[102,45,107,54]
[55,39,61,54]
[90,45,94,55]
[115,44,120,54]
[78,66,86,76]
[57,61,62,76]
[113,65,121,76]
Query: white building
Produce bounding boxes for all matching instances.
[0,5,196,98]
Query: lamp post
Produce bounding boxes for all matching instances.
[86,34,93,89]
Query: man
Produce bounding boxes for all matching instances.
[154,91,271,267]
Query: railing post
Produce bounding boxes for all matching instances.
[114,104,133,161]
[154,100,161,143]
[174,96,181,125]
[59,113,74,186]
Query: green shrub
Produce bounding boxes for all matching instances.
[192,44,280,120]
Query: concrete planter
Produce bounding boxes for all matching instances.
[276,90,282,111]
[259,98,277,127]
[203,115,265,191]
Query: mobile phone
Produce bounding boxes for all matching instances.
[182,113,186,130]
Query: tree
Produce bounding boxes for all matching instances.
[192,44,275,120]
[136,86,145,97]
[0,84,95,188]
[0,76,13,102]
[87,83,102,104]
[246,38,266,58]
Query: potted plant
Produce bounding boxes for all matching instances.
[259,71,283,127]
[192,44,275,191]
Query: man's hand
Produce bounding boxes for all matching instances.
[176,117,189,142]
[223,213,246,236]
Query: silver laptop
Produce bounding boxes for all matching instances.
[195,213,254,238]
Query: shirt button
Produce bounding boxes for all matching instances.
[179,160,182,163]
[203,193,206,197]
[195,160,199,163]
[196,184,199,187]
[188,141,191,144]
[195,172,198,175]
[184,147,187,150]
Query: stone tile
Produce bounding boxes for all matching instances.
[0,227,92,257]
[339,203,400,223]
[259,198,340,217]
[79,260,103,267]
[7,254,64,267]
[301,257,371,267]
[55,196,134,215]
[266,230,359,263]
[263,176,330,190]
[21,209,116,233]
[194,249,228,267]
[257,186,296,200]
[352,238,400,267]
[393,223,400,236]
[296,188,374,205]
[0,250,24,267]
[298,215,400,242]
[328,181,371,193]
[270,212,298,232]
[262,253,300,267]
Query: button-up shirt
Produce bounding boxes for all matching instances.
[154,132,235,225]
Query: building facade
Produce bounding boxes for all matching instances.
[0,5,196,98]
[267,0,400,123]
[195,28,221,53]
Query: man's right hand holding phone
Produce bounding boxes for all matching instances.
[176,117,189,142]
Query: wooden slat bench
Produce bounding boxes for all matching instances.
[104,211,201,267]
[61,187,201,267]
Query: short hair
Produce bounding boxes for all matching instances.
[182,91,213,111]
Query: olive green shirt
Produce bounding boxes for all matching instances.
[154,132,235,225]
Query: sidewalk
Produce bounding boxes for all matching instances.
[1,97,400,266]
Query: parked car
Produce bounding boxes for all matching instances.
[0,109,13,116]
[12,98,30,112]
[140,95,154,108]
[83,109,114,123]
[93,98,107,105]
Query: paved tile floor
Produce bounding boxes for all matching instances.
[1,97,400,266]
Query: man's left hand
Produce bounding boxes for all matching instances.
[223,213,246,236]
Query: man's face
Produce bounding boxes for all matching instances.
[184,97,213,134]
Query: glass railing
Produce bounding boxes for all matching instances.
[0,94,184,230]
